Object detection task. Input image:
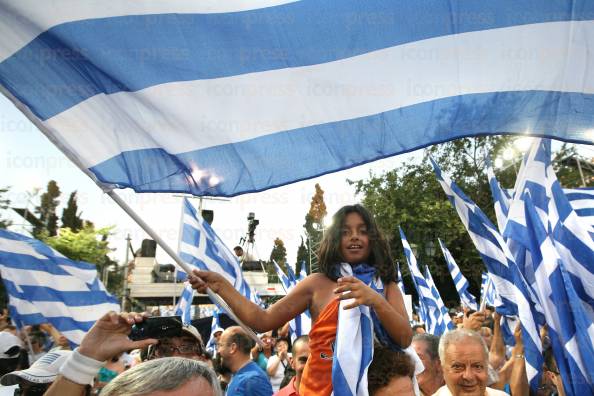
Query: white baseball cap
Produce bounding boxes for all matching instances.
[1,349,72,385]
[0,332,22,360]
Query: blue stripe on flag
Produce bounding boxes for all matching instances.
[3,0,593,120]
[88,91,594,197]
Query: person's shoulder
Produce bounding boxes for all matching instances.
[302,272,333,286]
[431,385,452,396]
[486,387,510,395]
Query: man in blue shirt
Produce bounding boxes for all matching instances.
[218,326,273,396]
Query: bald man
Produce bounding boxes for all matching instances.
[217,326,272,396]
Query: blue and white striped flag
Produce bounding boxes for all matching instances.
[438,239,477,310]
[0,229,120,346]
[272,260,311,339]
[396,262,406,296]
[564,188,594,231]
[517,193,594,394]
[174,283,194,325]
[480,272,496,308]
[298,263,308,281]
[177,198,260,305]
[206,309,223,356]
[504,139,594,321]
[399,227,449,336]
[332,264,374,396]
[424,265,455,333]
[486,158,511,234]
[430,158,544,390]
[2,3,593,198]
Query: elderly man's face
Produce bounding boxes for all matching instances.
[442,341,487,396]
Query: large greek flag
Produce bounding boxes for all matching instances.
[178,198,259,305]
[1,2,594,197]
[431,158,544,390]
[0,229,120,345]
[438,238,477,310]
[424,265,455,333]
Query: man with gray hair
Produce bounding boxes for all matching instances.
[101,357,221,396]
[433,329,507,396]
[411,333,444,396]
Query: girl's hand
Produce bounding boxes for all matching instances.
[188,270,227,293]
[334,276,382,310]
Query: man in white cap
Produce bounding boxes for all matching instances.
[1,349,71,396]
[0,331,25,396]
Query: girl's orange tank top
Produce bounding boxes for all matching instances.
[298,298,339,396]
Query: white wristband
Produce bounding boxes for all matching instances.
[59,348,105,385]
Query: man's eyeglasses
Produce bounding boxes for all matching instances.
[156,343,204,357]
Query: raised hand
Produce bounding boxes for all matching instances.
[188,270,229,294]
[333,276,382,310]
[78,312,157,362]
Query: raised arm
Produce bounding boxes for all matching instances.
[44,312,157,396]
[189,270,313,333]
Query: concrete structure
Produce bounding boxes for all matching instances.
[128,256,285,307]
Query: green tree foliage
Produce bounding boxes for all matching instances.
[34,180,61,237]
[45,224,122,295]
[303,183,327,274]
[61,191,83,231]
[0,187,12,229]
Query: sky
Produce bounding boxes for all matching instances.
[0,93,421,268]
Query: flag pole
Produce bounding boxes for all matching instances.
[106,191,264,347]
[0,86,264,345]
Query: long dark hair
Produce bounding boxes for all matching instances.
[317,204,395,283]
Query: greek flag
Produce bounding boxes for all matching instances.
[519,194,594,394]
[396,262,406,296]
[332,264,374,396]
[0,229,120,346]
[272,260,311,339]
[2,2,593,198]
[178,198,260,305]
[424,266,455,333]
[565,188,594,230]
[399,227,449,336]
[206,309,223,356]
[438,239,477,310]
[480,272,496,308]
[174,283,194,325]
[504,139,594,321]
[298,263,308,281]
[430,158,544,390]
[486,158,511,234]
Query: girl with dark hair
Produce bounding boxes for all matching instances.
[190,204,412,395]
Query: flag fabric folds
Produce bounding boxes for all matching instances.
[424,266,455,333]
[519,193,594,394]
[0,229,119,345]
[480,272,497,308]
[430,158,544,390]
[504,139,594,321]
[396,262,406,296]
[438,239,477,310]
[174,283,194,325]
[399,227,449,336]
[1,2,594,197]
[272,260,311,339]
[177,198,260,305]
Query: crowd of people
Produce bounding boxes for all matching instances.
[0,204,568,395]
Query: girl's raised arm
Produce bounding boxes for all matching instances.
[189,269,313,332]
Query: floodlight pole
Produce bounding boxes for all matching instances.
[121,234,131,311]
